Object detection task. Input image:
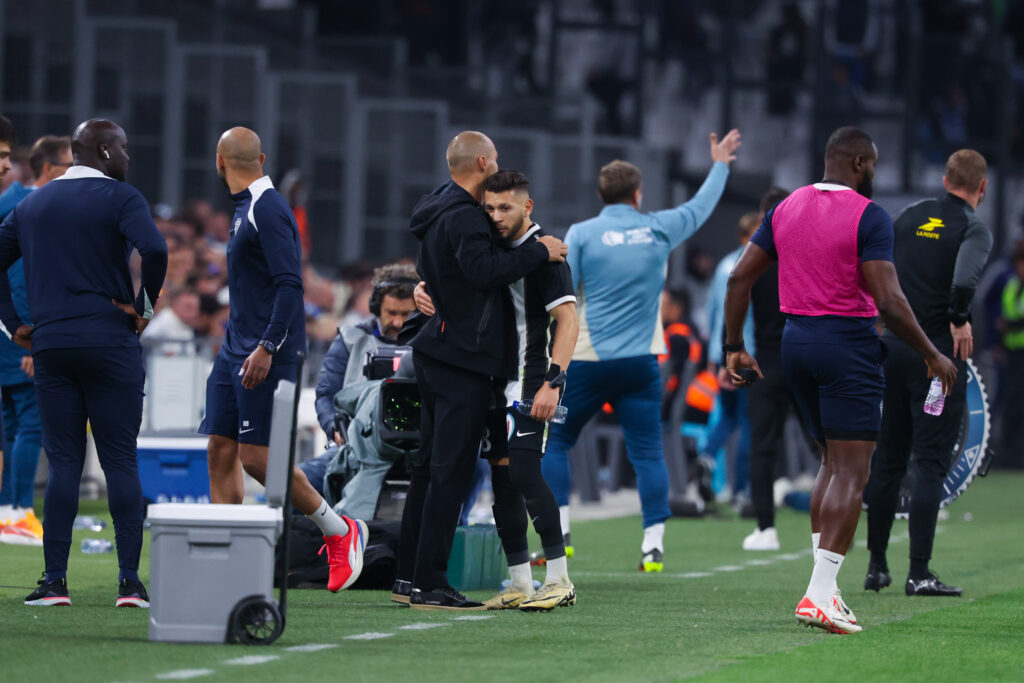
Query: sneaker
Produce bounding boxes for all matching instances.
[864,562,892,592]
[0,510,43,546]
[833,589,857,624]
[519,581,576,611]
[794,594,862,634]
[905,572,962,596]
[639,548,664,573]
[483,584,534,610]
[318,517,368,593]
[409,586,486,611]
[695,456,715,504]
[391,579,412,605]
[742,527,780,551]
[25,576,71,606]
[116,579,150,608]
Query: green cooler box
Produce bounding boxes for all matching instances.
[447,524,505,592]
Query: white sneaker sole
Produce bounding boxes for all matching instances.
[0,532,43,546]
[25,597,71,606]
[116,597,150,608]
[338,519,368,592]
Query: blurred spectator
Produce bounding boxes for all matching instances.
[825,0,879,89]
[280,169,312,259]
[143,288,201,346]
[997,240,1024,468]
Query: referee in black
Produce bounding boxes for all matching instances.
[0,119,167,607]
[864,149,992,596]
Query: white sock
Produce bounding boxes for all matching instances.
[641,522,665,554]
[308,499,349,537]
[811,532,821,564]
[508,562,533,593]
[806,549,844,604]
[559,505,570,538]
[545,555,570,586]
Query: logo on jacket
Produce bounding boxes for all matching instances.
[232,217,242,235]
[915,217,943,240]
[626,227,654,244]
[602,230,626,246]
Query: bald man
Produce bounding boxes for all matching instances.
[396,131,566,610]
[200,127,367,593]
[0,118,168,608]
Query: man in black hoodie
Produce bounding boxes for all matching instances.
[400,131,566,610]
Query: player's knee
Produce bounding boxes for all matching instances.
[206,435,237,473]
[237,444,268,482]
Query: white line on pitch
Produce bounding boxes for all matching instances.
[224,655,280,666]
[154,671,214,680]
[451,615,493,621]
[400,623,452,630]
[712,565,744,572]
[286,644,339,652]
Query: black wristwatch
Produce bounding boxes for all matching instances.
[545,363,567,388]
[722,342,745,354]
[258,339,277,355]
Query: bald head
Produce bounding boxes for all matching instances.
[446,131,496,173]
[72,118,128,181]
[217,127,263,174]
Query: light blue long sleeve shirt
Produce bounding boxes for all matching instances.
[706,246,755,365]
[567,161,729,361]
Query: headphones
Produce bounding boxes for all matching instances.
[369,277,418,317]
[102,149,111,160]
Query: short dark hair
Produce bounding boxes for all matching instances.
[0,115,15,146]
[759,186,790,215]
[945,149,987,192]
[28,135,71,178]
[483,169,530,195]
[824,127,875,163]
[598,160,642,204]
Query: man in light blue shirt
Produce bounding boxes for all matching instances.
[543,129,742,571]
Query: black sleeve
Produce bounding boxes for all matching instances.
[447,208,548,289]
[538,260,576,311]
[948,217,993,325]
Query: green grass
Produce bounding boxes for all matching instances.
[1,473,1022,683]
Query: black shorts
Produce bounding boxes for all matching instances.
[482,406,550,460]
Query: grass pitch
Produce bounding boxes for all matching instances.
[1,473,1022,683]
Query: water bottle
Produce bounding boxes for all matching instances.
[81,539,114,554]
[512,400,568,424]
[923,377,945,416]
[72,515,106,532]
[500,578,543,592]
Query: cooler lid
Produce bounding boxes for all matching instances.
[147,503,281,526]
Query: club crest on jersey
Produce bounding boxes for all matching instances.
[233,217,242,235]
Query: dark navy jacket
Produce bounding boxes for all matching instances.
[222,176,305,364]
[0,166,167,352]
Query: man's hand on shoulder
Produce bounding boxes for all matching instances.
[414,281,435,316]
[538,235,567,263]
[710,129,742,165]
[241,345,273,390]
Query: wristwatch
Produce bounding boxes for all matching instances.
[722,342,745,354]
[545,363,567,388]
[258,339,277,355]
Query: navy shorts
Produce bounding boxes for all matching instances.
[198,351,297,446]
[781,337,885,442]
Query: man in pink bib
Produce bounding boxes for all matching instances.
[723,127,957,634]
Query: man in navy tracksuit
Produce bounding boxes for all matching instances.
[199,127,366,593]
[0,119,168,607]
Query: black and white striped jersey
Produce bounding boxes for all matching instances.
[504,224,576,406]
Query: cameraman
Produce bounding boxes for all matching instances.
[301,264,419,495]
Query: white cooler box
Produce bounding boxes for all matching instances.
[148,504,281,643]
[148,379,296,644]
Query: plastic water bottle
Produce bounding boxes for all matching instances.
[72,515,106,532]
[81,539,114,554]
[923,377,945,416]
[500,578,543,591]
[512,400,568,424]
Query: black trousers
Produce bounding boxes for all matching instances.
[397,351,503,591]
[35,346,145,577]
[997,350,1024,468]
[747,352,809,531]
[865,336,966,572]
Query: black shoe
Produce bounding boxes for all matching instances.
[695,457,715,504]
[905,572,962,596]
[25,576,71,606]
[864,562,892,592]
[391,579,412,605]
[116,579,150,608]
[409,586,485,611]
